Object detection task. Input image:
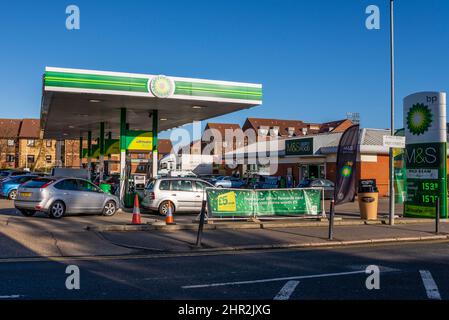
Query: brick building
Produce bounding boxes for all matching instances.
[0,118,59,171]
[0,119,21,169]
[228,128,392,196]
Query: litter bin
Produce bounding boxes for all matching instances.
[358,179,379,220]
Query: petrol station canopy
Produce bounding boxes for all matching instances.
[40,67,263,140]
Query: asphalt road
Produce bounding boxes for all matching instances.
[0,241,447,300]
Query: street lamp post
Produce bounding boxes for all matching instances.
[389,0,395,225]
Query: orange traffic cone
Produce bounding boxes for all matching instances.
[166,202,175,225]
[131,194,142,225]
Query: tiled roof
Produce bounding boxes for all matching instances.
[319,119,353,133]
[158,139,173,154]
[204,123,241,137]
[19,118,40,138]
[243,118,305,137]
[361,128,390,146]
[0,119,22,138]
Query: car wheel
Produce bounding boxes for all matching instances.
[216,185,223,188]
[103,201,117,216]
[49,201,65,219]
[159,201,175,216]
[8,189,17,200]
[19,209,35,217]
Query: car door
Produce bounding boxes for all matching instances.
[76,179,106,213]
[230,177,244,188]
[52,179,79,213]
[193,181,210,210]
[170,179,195,211]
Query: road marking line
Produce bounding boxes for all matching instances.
[419,270,441,300]
[0,295,22,299]
[273,281,299,300]
[182,270,366,289]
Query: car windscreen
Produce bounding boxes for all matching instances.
[21,178,54,188]
[146,180,155,190]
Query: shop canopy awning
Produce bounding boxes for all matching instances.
[41,67,263,139]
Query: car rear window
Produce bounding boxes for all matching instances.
[21,178,53,188]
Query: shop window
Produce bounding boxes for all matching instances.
[7,139,15,146]
[27,139,35,147]
[6,154,14,162]
[27,155,35,163]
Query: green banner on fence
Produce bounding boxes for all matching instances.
[206,188,322,217]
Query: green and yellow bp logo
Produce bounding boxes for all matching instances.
[407,103,433,136]
[149,75,175,98]
[341,163,353,177]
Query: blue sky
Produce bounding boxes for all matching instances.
[0,0,448,138]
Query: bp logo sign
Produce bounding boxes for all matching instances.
[406,103,433,136]
[341,165,353,177]
[149,75,175,98]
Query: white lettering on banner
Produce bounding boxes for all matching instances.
[406,169,438,180]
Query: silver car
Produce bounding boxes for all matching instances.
[142,178,213,215]
[14,177,119,219]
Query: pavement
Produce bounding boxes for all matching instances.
[0,198,447,259]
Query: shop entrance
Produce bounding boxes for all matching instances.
[300,164,325,180]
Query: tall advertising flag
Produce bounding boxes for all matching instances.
[403,92,447,218]
[334,125,360,205]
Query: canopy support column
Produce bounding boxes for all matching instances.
[79,136,83,169]
[99,122,105,183]
[152,110,158,178]
[119,108,127,205]
[87,131,92,180]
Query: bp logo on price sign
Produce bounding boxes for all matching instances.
[403,92,447,218]
[407,103,433,135]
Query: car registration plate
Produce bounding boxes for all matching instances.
[20,192,32,197]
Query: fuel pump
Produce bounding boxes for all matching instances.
[121,154,136,208]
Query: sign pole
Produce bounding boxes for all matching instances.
[389,0,396,225]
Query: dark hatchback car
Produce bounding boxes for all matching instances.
[297,178,335,199]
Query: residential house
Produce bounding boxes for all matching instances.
[0,119,21,168]
[18,119,57,171]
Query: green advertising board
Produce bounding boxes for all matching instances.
[206,188,322,217]
[82,140,119,158]
[125,130,153,151]
[403,92,448,218]
[285,138,314,156]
